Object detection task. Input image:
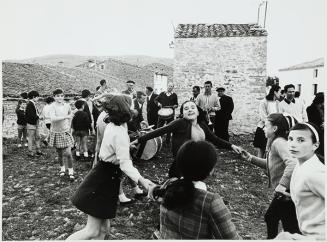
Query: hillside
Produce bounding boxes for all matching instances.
[2,62,124,96]
[5,54,174,68]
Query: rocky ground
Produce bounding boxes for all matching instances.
[2,135,272,240]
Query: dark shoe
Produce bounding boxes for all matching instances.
[119,199,135,206]
[42,140,48,147]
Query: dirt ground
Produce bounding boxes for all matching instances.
[2,135,272,240]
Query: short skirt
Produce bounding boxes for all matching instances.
[253,127,267,150]
[71,161,122,219]
[49,131,74,149]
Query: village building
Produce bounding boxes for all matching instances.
[173,23,268,134]
[278,58,325,106]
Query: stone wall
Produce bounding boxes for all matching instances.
[173,36,267,134]
[2,100,76,139]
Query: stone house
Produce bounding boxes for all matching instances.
[173,23,268,134]
[278,58,325,107]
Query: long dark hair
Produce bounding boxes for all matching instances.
[266,85,281,101]
[162,140,217,210]
[267,113,297,141]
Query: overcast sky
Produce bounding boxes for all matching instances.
[0,0,325,75]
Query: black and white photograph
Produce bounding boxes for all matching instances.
[1,0,325,240]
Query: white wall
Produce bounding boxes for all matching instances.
[278,66,325,107]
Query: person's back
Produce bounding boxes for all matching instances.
[72,110,91,132]
[160,189,239,239]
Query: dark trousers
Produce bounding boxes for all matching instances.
[264,194,301,239]
[214,118,230,141]
[157,117,174,144]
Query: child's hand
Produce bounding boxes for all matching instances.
[240,150,252,161]
[130,139,139,148]
[231,145,242,154]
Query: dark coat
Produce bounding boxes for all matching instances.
[216,95,234,120]
[306,104,323,128]
[25,101,39,125]
[138,118,232,158]
[147,93,159,126]
[132,99,144,128]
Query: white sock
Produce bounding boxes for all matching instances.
[84,152,88,157]
[119,193,131,202]
[133,186,144,194]
[60,166,65,172]
[76,151,80,156]
[68,168,74,175]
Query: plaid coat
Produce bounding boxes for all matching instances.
[159,189,241,240]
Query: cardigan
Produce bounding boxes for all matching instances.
[138,118,232,158]
[290,155,325,240]
[25,101,39,125]
[159,189,241,239]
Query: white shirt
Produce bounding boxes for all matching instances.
[42,104,52,124]
[290,155,325,240]
[99,122,141,183]
[279,99,308,123]
[49,102,71,133]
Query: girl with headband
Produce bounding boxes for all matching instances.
[276,122,325,240]
[240,113,300,239]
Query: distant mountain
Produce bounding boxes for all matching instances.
[5,54,174,68]
[110,55,174,67]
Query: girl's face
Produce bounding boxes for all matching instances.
[263,120,277,138]
[54,93,64,103]
[274,89,281,99]
[288,129,319,162]
[182,102,199,121]
[20,103,26,110]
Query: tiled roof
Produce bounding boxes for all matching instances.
[279,58,324,71]
[175,24,267,38]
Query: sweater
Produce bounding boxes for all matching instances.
[138,118,232,158]
[16,108,26,126]
[72,110,91,131]
[290,155,325,240]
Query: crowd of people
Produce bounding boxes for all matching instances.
[13,78,325,240]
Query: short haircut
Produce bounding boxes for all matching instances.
[75,100,85,109]
[284,84,295,92]
[81,89,91,98]
[28,90,40,99]
[20,92,28,99]
[204,81,212,86]
[136,91,146,99]
[216,87,225,92]
[100,79,106,86]
[193,86,200,92]
[146,86,153,92]
[53,89,63,96]
[45,96,55,104]
[126,80,135,84]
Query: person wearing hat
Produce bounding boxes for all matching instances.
[214,87,234,141]
[122,80,137,99]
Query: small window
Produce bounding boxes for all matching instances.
[313,84,318,95]
[313,69,318,78]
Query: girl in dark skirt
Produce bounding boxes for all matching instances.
[67,95,154,240]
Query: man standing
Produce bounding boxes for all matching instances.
[131,91,146,130]
[155,82,178,144]
[195,81,220,130]
[190,86,200,101]
[279,84,308,123]
[122,80,137,99]
[144,86,159,129]
[214,87,234,141]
